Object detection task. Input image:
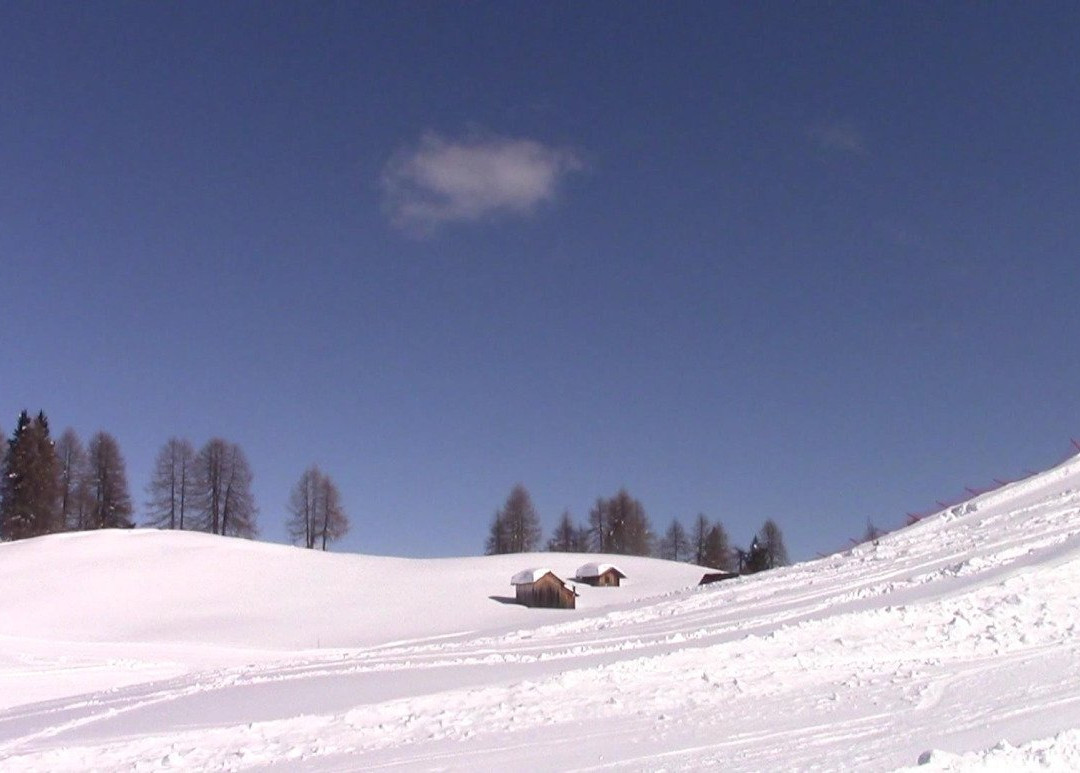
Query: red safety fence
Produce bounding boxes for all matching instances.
[822,439,1080,558]
[901,439,1080,527]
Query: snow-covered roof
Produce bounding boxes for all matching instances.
[575,562,625,579]
[511,567,556,585]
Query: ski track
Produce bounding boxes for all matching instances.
[2,458,1080,770]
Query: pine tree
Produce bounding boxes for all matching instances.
[145,437,197,530]
[0,411,61,540]
[86,431,133,529]
[0,412,33,540]
[659,518,689,561]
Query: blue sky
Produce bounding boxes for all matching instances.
[2,3,1078,559]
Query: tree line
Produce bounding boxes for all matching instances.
[0,410,349,550]
[484,483,790,574]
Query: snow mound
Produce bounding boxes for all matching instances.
[903,728,1080,771]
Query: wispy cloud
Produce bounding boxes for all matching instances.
[810,121,868,157]
[381,132,583,233]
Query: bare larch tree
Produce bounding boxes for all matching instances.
[702,522,732,571]
[690,513,710,566]
[660,518,689,561]
[145,437,197,529]
[546,509,588,552]
[86,431,133,529]
[286,466,349,550]
[485,484,541,554]
[759,518,790,569]
[56,427,91,530]
[591,489,652,556]
[194,438,257,538]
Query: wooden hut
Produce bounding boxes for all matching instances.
[511,568,577,609]
[698,571,738,586]
[574,562,626,587]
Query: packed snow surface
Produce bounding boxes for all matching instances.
[575,561,625,578]
[3,454,1080,770]
[510,567,558,585]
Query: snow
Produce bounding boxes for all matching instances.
[2,453,1080,770]
[511,567,556,585]
[575,561,624,578]
[900,729,1080,771]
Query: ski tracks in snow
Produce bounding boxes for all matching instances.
[2,459,1080,769]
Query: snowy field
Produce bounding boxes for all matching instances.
[2,455,1080,770]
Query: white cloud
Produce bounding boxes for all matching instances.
[381,132,582,233]
[810,121,868,157]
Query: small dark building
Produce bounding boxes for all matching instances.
[574,562,626,587]
[511,568,577,609]
[699,571,739,586]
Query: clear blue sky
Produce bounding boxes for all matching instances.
[3,3,1078,560]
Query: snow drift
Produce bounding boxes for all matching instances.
[2,453,1080,770]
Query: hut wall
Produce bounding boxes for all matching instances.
[598,570,619,587]
[517,575,575,609]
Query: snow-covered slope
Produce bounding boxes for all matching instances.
[2,454,1080,771]
[0,530,704,649]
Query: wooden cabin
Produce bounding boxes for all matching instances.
[511,568,577,609]
[699,571,738,586]
[574,562,626,587]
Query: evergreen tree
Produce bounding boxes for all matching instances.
[0,412,33,540]
[862,519,883,544]
[759,518,790,569]
[0,411,61,540]
[701,522,732,570]
[86,431,133,529]
[659,518,689,561]
[145,437,197,530]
